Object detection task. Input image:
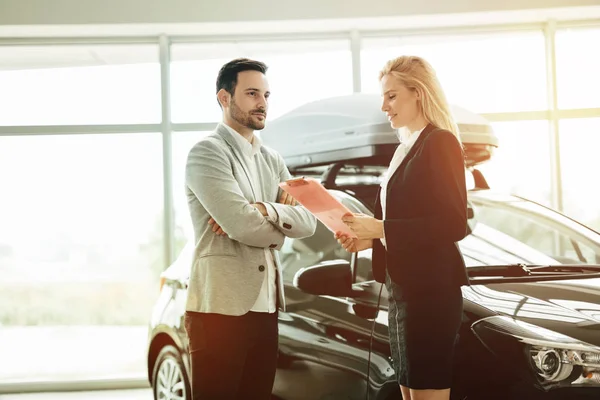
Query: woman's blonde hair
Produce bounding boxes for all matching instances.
[379,55,461,143]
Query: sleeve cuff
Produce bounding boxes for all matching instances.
[261,202,280,223]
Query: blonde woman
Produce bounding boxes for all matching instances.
[336,56,470,400]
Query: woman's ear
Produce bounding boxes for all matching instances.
[414,88,422,101]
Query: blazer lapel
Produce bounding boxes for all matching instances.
[373,185,383,219]
[215,124,258,201]
[385,123,437,194]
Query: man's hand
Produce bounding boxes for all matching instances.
[334,231,373,253]
[208,217,227,236]
[279,190,297,206]
[251,203,268,216]
[208,203,269,236]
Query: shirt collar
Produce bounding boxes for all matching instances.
[219,122,261,157]
[398,125,426,149]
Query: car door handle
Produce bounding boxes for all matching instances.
[352,303,379,319]
[334,333,348,342]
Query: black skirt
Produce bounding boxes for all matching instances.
[385,272,463,390]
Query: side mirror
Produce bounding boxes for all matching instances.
[470,167,490,190]
[293,260,366,298]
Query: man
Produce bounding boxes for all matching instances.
[183,58,317,400]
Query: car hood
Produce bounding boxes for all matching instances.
[464,277,600,347]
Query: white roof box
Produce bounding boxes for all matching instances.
[261,93,498,169]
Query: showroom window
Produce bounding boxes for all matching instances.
[558,118,600,231]
[170,39,353,123]
[360,31,547,114]
[0,133,164,382]
[556,27,600,110]
[171,130,214,244]
[1,20,599,390]
[476,120,553,207]
[0,45,161,125]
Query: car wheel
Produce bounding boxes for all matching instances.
[152,344,191,400]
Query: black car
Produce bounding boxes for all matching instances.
[147,162,600,400]
[147,96,600,400]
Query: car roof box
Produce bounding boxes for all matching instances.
[260,93,498,169]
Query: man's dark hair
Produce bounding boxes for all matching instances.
[216,58,268,107]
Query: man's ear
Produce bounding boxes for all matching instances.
[217,89,230,108]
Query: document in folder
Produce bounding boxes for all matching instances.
[279,177,357,238]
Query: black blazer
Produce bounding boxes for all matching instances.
[372,123,470,298]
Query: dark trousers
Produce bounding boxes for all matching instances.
[184,310,279,400]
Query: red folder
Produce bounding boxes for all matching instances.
[279,177,357,238]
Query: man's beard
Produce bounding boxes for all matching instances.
[229,98,266,131]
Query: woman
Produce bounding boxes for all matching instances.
[336,55,470,400]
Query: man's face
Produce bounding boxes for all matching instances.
[227,70,270,131]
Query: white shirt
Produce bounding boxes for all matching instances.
[379,126,426,249]
[221,122,278,313]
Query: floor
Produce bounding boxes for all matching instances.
[0,326,147,383]
[0,389,152,400]
[0,355,366,400]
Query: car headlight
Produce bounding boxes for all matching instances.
[530,346,600,385]
[472,315,600,389]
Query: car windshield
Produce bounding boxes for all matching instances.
[462,195,600,267]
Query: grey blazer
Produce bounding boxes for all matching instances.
[184,124,317,316]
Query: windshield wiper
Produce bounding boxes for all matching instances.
[526,264,600,273]
[468,263,600,278]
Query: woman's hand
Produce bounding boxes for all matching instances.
[335,232,373,253]
[342,213,385,240]
[278,191,298,206]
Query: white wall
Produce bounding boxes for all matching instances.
[1,0,599,25]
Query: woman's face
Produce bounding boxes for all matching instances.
[380,73,420,130]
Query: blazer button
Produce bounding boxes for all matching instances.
[269,244,277,248]
[258,265,265,272]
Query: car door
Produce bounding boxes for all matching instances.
[276,193,370,400]
[277,214,353,364]
[290,191,396,400]
[305,247,396,400]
